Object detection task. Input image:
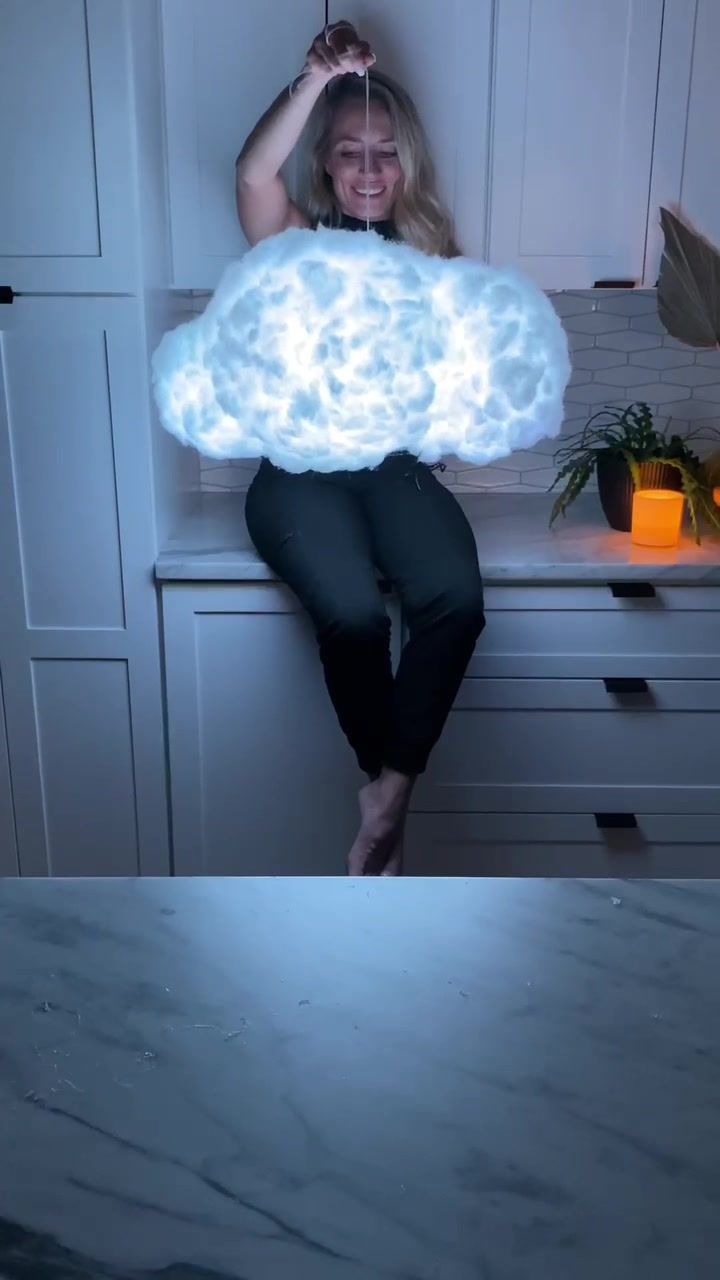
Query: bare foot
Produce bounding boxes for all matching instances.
[347,772,414,876]
[347,780,402,876]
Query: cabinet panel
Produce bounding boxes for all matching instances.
[162,583,402,875]
[1,315,125,630]
[411,782,720,817]
[643,0,698,287]
[0,298,170,875]
[0,0,139,292]
[674,0,720,252]
[404,812,719,877]
[327,0,492,261]
[412,679,719,808]
[455,678,720,712]
[161,0,321,288]
[489,0,664,287]
[468,585,720,679]
[0,669,18,876]
[646,0,720,286]
[26,659,139,877]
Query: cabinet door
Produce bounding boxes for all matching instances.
[489,0,665,288]
[326,0,493,262]
[672,0,720,254]
[162,583,402,875]
[469,585,720,681]
[409,676,720,815]
[646,0,720,286]
[0,0,139,293]
[0,297,169,876]
[161,0,322,289]
[0,668,18,875]
[404,812,719,878]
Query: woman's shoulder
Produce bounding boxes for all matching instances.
[286,202,313,231]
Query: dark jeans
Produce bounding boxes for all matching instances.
[244,451,486,778]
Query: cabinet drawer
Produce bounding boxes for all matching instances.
[470,586,720,678]
[404,812,719,878]
[456,678,720,712]
[412,679,720,811]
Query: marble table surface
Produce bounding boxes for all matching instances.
[1,876,719,1279]
[155,491,720,584]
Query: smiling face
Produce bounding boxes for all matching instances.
[324,98,404,222]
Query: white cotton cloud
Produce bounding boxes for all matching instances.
[151,227,571,474]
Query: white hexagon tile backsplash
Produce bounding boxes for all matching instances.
[192,289,720,494]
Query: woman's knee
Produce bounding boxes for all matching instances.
[412,580,485,635]
[449,585,486,637]
[451,581,485,623]
[320,601,390,645]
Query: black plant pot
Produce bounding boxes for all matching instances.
[596,454,684,532]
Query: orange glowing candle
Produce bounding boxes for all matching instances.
[631,488,685,548]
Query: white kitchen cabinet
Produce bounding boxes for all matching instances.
[161,582,402,875]
[161,0,322,289]
[325,0,493,262]
[0,0,141,293]
[0,296,170,876]
[404,813,719,878]
[160,0,713,291]
[489,0,666,287]
[161,0,491,286]
[160,571,719,876]
[410,582,720,825]
[0,668,18,875]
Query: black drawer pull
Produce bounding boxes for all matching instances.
[608,581,656,599]
[595,812,638,830]
[603,677,649,694]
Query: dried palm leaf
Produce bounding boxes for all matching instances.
[656,207,720,348]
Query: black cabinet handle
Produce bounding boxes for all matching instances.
[595,813,638,830]
[603,677,649,694]
[608,581,656,599]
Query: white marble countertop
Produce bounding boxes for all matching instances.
[2,876,720,1279]
[155,491,720,585]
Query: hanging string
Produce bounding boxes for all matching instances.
[363,67,369,232]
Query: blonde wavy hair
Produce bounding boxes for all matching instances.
[300,69,462,259]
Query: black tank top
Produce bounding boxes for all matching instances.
[318,211,399,243]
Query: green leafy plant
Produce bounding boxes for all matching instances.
[548,401,720,544]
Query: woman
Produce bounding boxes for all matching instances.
[236,20,485,877]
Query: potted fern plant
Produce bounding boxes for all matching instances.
[549,205,720,545]
[548,401,720,543]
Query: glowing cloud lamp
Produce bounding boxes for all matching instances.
[631,489,685,548]
[152,227,571,474]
